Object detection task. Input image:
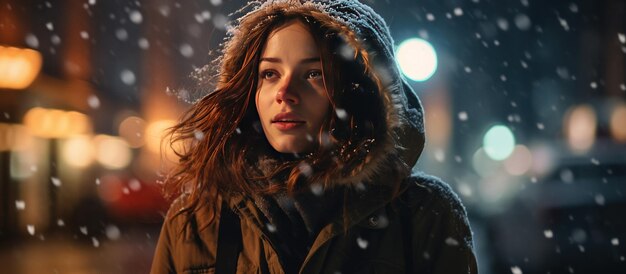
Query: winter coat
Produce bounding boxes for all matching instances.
[151,0,478,273]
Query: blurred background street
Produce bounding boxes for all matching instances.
[1,0,625,273]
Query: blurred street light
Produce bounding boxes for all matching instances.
[610,103,626,142]
[0,45,42,89]
[396,38,438,82]
[23,107,91,138]
[564,105,596,153]
[483,125,516,161]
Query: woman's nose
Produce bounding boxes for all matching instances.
[275,76,299,104]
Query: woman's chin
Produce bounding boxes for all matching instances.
[270,141,314,155]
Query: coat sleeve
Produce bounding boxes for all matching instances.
[409,174,478,274]
[150,212,177,274]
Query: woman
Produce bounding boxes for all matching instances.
[151,1,478,273]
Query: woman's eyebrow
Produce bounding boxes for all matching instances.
[259,57,321,64]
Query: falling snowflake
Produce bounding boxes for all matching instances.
[357,237,369,249]
[458,111,468,121]
[51,35,61,45]
[497,18,509,31]
[92,237,100,248]
[51,177,62,187]
[453,8,463,16]
[80,226,88,235]
[514,14,531,30]
[618,33,625,44]
[520,60,528,68]
[426,13,435,21]
[457,183,472,197]
[556,67,570,79]
[159,5,170,17]
[511,266,522,274]
[115,28,128,41]
[201,11,211,20]
[308,182,324,197]
[138,38,150,49]
[194,130,204,140]
[88,95,100,109]
[335,108,348,120]
[129,179,142,191]
[611,238,619,246]
[266,223,277,232]
[57,219,65,227]
[591,158,600,165]
[536,123,544,130]
[544,230,554,238]
[434,149,445,163]
[46,22,54,31]
[129,10,143,24]
[24,33,40,49]
[180,44,194,57]
[298,162,313,178]
[120,69,136,85]
[557,16,570,31]
[106,225,121,240]
[27,225,35,235]
[15,200,25,210]
[595,194,605,206]
[445,237,459,246]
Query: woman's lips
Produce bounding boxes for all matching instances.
[272,121,305,130]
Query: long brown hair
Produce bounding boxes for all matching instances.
[161,8,404,223]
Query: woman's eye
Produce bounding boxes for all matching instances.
[307,70,323,80]
[260,70,278,80]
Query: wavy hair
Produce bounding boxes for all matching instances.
[161,8,400,223]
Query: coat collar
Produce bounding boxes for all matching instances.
[221,179,406,234]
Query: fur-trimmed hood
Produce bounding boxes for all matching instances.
[214,0,426,186]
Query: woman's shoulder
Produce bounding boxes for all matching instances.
[396,171,474,247]
[401,172,468,212]
[163,193,191,220]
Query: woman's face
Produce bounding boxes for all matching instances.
[256,20,331,154]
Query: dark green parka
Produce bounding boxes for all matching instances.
[151,1,478,273]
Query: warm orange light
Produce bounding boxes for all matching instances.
[564,105,596,153]
[0,45,42,89]
[23,107,92,138]
[118,116,146,148]
[145,119,176,155]
[94,135,132,170]
[61,135,95,168]
[610,104,626,142]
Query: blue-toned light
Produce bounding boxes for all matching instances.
[396,38,438,82]
[483,125,516,161]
